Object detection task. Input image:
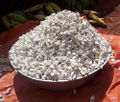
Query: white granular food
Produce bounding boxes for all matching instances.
[110,51,120,64]
[0,94,2,99]
[5,88,12,95]
[119,67,120,71]
[90,95,95,102]
[73,89,77,94]
[0,99,4,102]
[9,10,111,81]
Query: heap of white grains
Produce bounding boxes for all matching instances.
[9,10,111,81]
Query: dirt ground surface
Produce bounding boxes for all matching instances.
[97,5,120,35]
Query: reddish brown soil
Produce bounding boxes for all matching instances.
[96,5,120,35]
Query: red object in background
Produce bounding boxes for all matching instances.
[0,21,120,102]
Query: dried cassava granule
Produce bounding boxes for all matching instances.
[90,95,95,102]
[0,94,2,99]
[5,88,12,95]
[9,10,111,81]
[73,89,77,94]
[0,99,4,102]
[119,67,120,71]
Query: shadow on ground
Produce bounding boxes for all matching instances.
[13,62,114,102]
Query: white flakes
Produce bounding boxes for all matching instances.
[114,60,120,63]
[90,96,95,102]
[0,95,4,102]
[0,94,2,99]
[0,99,4,102]
[109,51,120,64]
[111,58,116,62]
[9,10,111,81]
[73,89,77,94]
[119,66,120,71]
[5,88,12,95]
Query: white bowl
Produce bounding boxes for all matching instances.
[10,43,111,91]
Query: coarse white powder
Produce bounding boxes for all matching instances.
[5,88,12,95]
[119,67,120,71]
[0,94,2,99]
[9,10,111,81]
[73,89,77,94]
[0,99,4,102]
[90,95,95,102]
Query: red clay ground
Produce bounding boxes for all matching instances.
[96,5,120,35]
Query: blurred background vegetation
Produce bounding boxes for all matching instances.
[0,0,120,33]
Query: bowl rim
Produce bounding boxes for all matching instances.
[9,39,112,83]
